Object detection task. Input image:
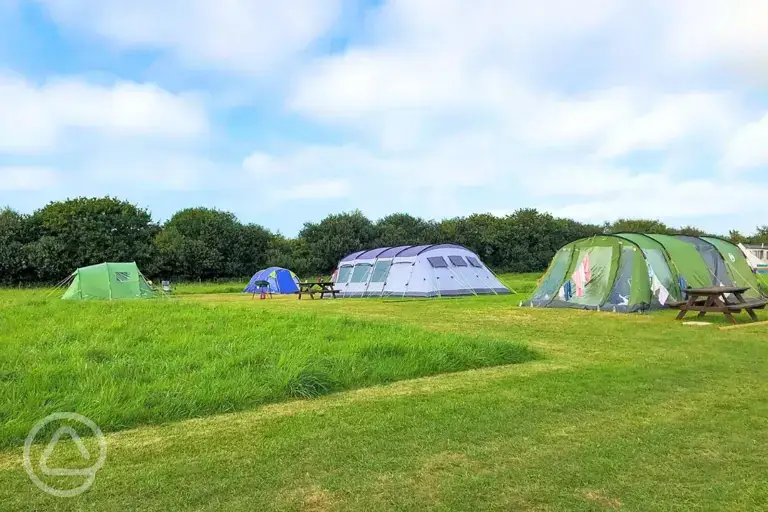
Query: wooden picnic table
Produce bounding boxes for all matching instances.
[297,281,339,300]
[672,286,767,324]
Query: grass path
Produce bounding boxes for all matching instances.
[1,277,767,510]
[2,346,766,510]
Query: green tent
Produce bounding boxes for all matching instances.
[62,262,155,300]
[526,234,764,312]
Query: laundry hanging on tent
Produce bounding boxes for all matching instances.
[650,275,670,305]
[571,254,591,297]
[647,262,670,305]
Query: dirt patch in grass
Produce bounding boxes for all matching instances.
[277,485,338,512]
[583,490,623,509]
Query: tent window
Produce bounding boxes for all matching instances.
[350,264,372,283]
[115,272,131,282]
[370,260,392,283]
[466,256,483,268]
[427,257,448,268]
[337,265,353,283]
[448,255,468,267]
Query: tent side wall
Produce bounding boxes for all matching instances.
[410,247,509,297]
[275,270,300,294]
[647,235,713,289]
[381,258,417,297]
[601,243,652,312]
[526,243,576,307]
[61,271,82,299]
[76,263,112,299]
[544,237,623,309]
[616,233,683,305]
[527,236,653,312]
[676,235,732,286]
[108,262,153,298]
[702,237,764,298]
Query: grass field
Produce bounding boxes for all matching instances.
[1,274,768,511]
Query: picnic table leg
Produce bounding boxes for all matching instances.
[697,296,714,318]
[676,296,696,321]
[734,292,760,321]
[712,295,737,325]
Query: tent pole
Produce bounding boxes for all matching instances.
[428,261,441,299]
[378,260,393,298]
[362,260,375,298]
[45,273,76,299]
[402,261,417,298]
[485,265,513,294]
[107,263,113,300]
[138,270,155,297]
[446,265,478,296]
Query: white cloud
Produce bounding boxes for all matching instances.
[288,1,749,163]
[723,112,768,171]
[663,0,768,80]
[4,0,768,235]
[81,150,217,191]
[33,0,342,75]
[551,176,768,222]
[0,73,207,154]
[373,0,621,58]
[289,0,628,145]
[279,179,351,200]
[242,152,280,177]
[0,166,59,190]
[596,93,739,159]
[524,167,655,198]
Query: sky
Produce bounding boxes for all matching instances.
[0,0,767,236]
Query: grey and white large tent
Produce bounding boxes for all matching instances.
[332,244,510,298]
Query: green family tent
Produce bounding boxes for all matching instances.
[62,262,155,300]
[526,234,764,312]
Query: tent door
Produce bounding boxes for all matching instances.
[382,262,413,296]
[364,260,393,295]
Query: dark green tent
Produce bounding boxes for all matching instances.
[526,234,763,312]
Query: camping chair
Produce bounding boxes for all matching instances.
[252,280,272,300]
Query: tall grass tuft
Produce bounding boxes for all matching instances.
[0,295,539,447]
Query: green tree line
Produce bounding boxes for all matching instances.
[1,197,766,284]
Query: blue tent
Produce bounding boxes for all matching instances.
[244,267,300,294]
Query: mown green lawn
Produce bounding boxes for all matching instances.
[1,274,767,511]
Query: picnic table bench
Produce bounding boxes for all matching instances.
[296,281,340,300]
[670,286,767,324]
